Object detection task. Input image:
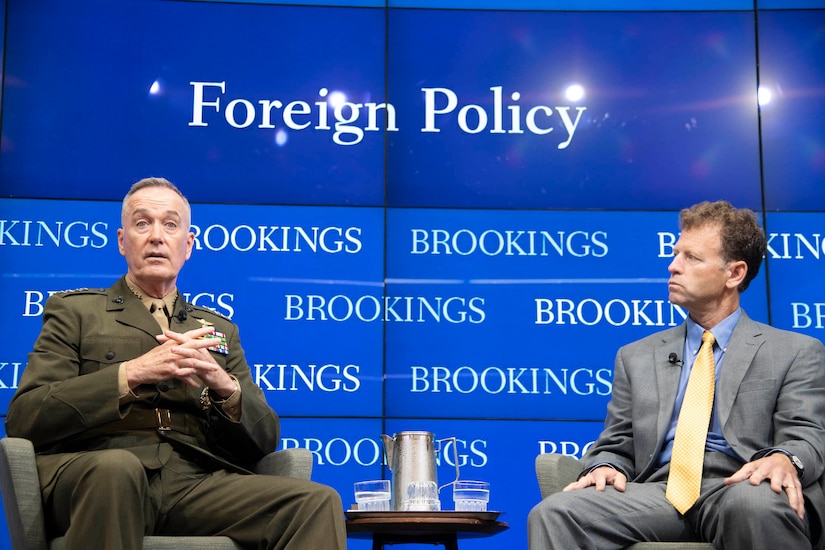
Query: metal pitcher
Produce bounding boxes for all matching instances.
[381,431,460,510]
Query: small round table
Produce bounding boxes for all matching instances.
[346,510,509,550]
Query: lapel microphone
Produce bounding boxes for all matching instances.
[175,310,188,323]
[668,352,683,366]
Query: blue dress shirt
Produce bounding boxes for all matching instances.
[656,308,744,466]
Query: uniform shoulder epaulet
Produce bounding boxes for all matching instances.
[186,302,233,323]
[54,287,108,298]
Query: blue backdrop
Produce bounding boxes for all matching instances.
[1,1,824,549]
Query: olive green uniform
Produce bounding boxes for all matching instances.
[6,276,346,549]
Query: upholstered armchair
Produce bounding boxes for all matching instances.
[0,437,313,550]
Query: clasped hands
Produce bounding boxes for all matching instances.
[563,453,804,519]
[123,326,236,399]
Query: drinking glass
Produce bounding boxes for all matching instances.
[354,480,391,511]
[453,480,490,512]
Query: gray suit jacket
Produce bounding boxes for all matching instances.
[584,311,825,542]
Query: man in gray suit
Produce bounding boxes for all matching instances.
[529,201,825,549]
[6,178,347,549]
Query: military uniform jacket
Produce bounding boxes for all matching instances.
[5,276,280,491]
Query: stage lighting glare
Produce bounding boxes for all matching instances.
[757,86,772,106]
[565,84,585,102]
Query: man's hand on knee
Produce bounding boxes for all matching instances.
[724,455,804,520]
[564,466,627,493]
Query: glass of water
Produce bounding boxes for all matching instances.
[402,480,441,511]
[354,480,391,511]
[453,480,490,512]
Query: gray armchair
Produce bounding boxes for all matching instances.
[534,453,713,550]
[0,437,313,550]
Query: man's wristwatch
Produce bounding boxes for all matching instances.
[769,449,804,480]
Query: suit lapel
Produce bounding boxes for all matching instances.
[106,278,164,338]
[654,326,688,443]
[169,296,201,333]
[716,312,763,429]
[106,278,203,339]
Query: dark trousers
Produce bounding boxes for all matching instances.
[41,445,347,550]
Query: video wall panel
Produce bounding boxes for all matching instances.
[758,9,825,211]
[386,9,763,210]
[384,208,770,422]
[0,0,386,205]
[0,199,386,417]
[764,212,825,341]
[1,1,824,549]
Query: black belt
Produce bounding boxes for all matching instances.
[83,408,208,439]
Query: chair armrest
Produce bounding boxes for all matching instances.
[535,453,585,499]
[0,437,48,550]
[253,448,313,480]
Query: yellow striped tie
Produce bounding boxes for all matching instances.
[666,330,716,514]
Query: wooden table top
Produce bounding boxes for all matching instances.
[346,511,509,539]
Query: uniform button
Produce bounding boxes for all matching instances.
[105,351,115,360]
[157,382,170,392]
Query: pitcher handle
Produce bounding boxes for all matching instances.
[436,436,460,493]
